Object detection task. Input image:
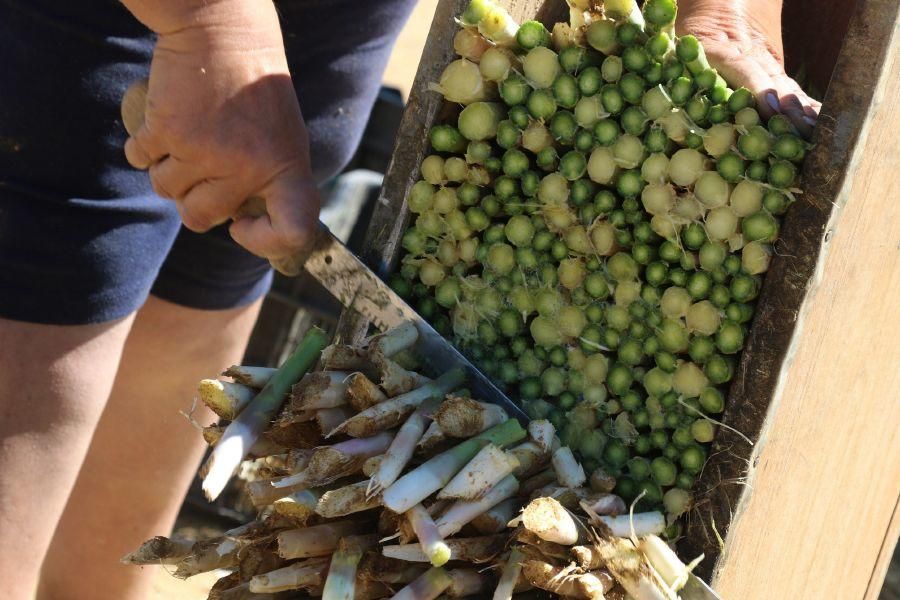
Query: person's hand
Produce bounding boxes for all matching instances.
[677,0,820,138]
[123,0,320,262]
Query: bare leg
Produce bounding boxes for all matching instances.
[0,316,135,600]
[38,295,262,600]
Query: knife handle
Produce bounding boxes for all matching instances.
[120,78,307,277]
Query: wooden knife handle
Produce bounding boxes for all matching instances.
[120,78,306,277]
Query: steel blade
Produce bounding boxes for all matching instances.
[680,574,722,600]
[303,226,527,421]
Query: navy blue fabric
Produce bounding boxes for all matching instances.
[0,0,415,324]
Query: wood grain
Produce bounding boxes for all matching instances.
[709,5,900,597]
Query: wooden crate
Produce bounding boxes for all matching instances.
[338,1,900,597]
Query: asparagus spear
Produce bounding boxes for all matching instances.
[201,327,328,500]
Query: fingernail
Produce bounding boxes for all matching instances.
[766,93,781,113]
[802,115,817,126]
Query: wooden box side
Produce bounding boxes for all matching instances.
[682,0,900,582]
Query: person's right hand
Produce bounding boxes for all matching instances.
[677,0,820,139]
[123,0,321,263]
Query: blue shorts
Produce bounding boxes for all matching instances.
[0,0,415,325]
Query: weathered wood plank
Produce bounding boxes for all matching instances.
[685,0,900,584]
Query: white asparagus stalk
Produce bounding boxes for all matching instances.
[329,369,464,438]
[347,372,388,411]
[437,444,518,500]
[390,567,452,600]
[358,554,428,584]
[530,485,593,509]
[520,468,557,496]
[354,577,391,600]
[222,365,276,388]
[426,499,451,518]
[521,496,580,545]
[273,432,395,491]
[321,535,379,600]
[246,476,295,507]
[202,425,287,457]
[527,419,555,452]
[552,446,587,488]
[272,489,322,523]
[589,467,617,493]
[275,407,318,425]
[368,397,442,498]
[435,474,519,537]
[317,406,354,434]
[382,535,506,564]
[432,397,507,438]
[597,511,666,538]
[446,569,489,597]
[217,582,278,600]
[120,536,193,565]
[417,421,446,453]
[173,537,241,578]
[262,449,315,475]
[284,449,316,472]
[492,548,525,600]
[639,535,694,591]
[362,454,384,477]
[201,328,327,500]
[571,545,604,570]
[509,528,572,562]
[366,321,418,357]
[580,493,627,516]
[321,344,371,371]
[373,353,431,397]
[522,560,614,599]
[265,419,322,449]
[491,548,524,600]
[277,521,363,559]
[407,503,452,567]
[198,380,256,420]
[316,480,382,518]
[508,441,548,478]
[249,557,330,593]
[383,420,526,514]
[588,536,675,600]
[470,498,518,534]
[292,372,351,410]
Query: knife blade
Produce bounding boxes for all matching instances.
[304,226,528,422]
[680,573,723,600]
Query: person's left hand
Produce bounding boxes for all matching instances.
[677,0,820,138]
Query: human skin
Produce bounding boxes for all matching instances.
[0,316,134,599]
[678,0,821,138]
[121,0,322,260]
[38,297,262,600]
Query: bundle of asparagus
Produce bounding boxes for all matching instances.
[125,323,703,599]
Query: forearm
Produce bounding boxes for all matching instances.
[120,0,280,36]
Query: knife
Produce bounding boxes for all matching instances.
[303,225,527,422]
[121,80,527,422]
